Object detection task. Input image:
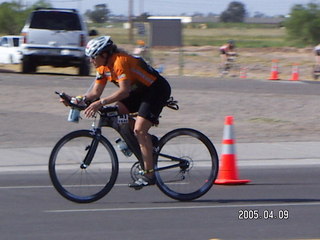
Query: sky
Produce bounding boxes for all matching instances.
[2,0,319,16]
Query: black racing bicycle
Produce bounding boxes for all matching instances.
[312,64,320,80]
[220,52,239,77]
[48,92,219,203]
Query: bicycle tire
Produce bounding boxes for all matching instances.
[49,130,119,203]
[155,128,219,201]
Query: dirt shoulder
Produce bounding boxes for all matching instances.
[1,71,320,149]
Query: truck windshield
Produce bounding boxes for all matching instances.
[29,11,81,31]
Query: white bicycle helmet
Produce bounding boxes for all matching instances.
[85,36,114,58]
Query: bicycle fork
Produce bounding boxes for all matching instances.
[80,128,101,169]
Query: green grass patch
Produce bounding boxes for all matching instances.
[183,27,287,47]
[89,23,296,48]
[189,22,284,29]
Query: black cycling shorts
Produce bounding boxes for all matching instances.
[220,49,227,55]
[120,77,171,124]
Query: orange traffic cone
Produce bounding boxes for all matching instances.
[290,63,299,81]
[268,60,280,80]
[215,116,251,185]
[239,67,247,78]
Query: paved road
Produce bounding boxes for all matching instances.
[0,166,320,240]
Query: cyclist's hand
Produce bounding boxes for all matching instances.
[72,96,87,109]
[84,100,102,118]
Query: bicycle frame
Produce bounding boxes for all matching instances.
[92,107,143,163]
[84,106,188,174]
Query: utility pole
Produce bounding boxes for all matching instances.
[128,0,134,44]
[139,0,144,15]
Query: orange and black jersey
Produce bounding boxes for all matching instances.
[95,53,159,89]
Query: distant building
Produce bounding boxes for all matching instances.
[192,16,219,23]
[244,17,284,25]
[148,16,192,24]
[147,16,284,26]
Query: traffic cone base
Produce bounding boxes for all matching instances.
[269,72,279,80]
[290,64,299,81]
[215,179,251,184]
[215,154,251,185]
[239,67,247,78]
[268,60,280,80]
[290,73,299,81]
[214,116,251,185]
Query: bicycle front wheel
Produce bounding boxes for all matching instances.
[49,130,119,203]
[155,128,219,201]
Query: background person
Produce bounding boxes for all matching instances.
[314,43,320,66]
[219,40,237,71]
[133,39,152,65]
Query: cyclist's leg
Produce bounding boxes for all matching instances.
[134,78,170,170]
[315,50,320,66]
[118,95,157,187]
[116,101,137,129]
[130,79,170,188]
[220,53,228,72]
[116,101,129,114]
[134,116,153,176]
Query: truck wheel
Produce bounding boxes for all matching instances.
[22,56,37,73]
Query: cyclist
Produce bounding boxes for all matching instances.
[219,40,237,72]
[314,43,320,66]
[60,36,171,189]
[133,39,152,64]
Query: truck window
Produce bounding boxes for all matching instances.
[29,11,81,31]
[12,38,20,47]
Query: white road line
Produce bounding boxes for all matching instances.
[45,202,320,213]
[0,185,52,189]
[0,183,129,190]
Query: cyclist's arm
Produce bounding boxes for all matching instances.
[84,79,131,118]
[99,79,131,106]
[85,81,106,102]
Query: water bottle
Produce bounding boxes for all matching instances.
[115,138,132,157]
[68,108,80,122]
[67,97,81,123]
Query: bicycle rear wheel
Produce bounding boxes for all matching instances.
[155,128,218,201]
[49,130,119,203]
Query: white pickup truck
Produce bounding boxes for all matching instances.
[20,8,91,75]
[0,35,23,64]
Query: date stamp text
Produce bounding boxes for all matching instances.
[238,209,289,220]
